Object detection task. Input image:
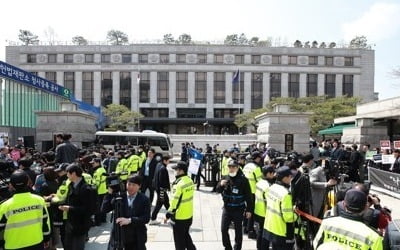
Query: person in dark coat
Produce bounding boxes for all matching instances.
[18,157,36,188]
[139,148,158,204]
[102,175,151,250]
[58,163,92,250]
[55,134,78,164]
[150,155,171,224]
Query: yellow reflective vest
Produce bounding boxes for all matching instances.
[254,179,271,218]
[0,192,51,249]
[264,182,297,237]
[242,162,262,194]
[93,166,107,195]
[138,151,146,169]
[82,173,93,185]
[116,158,129,181]
[221,156,229,176]
[314,216,383,250]
[168,175,194,220]
[127,154,141,174]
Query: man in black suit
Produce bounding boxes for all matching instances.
[139,148,158,204]
[102,175,151,250]
[150,155,171,224]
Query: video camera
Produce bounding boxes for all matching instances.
[103,172,126,193]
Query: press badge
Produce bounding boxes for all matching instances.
[232,188,239,194]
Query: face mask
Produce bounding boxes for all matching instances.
[228,172,237,177]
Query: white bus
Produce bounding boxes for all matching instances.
[95,130,173,156]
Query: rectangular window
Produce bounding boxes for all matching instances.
[122,54,132,63]
[344,57,354,66]
[270,73,281,98]
[82,72,94,104]
[309,56,317,65]
[214,109,239,118]
[325,56,333,66]
[176,72,188,103]
[251,73,263,109]
[27,54,36,63]
[197,54,207,64]
[64,72,75,94]
[289,56,297,65]
[214,54,224,64]
[233,72,244,104]
[64,54,73,63]
[235,55,244,64]
[195,72,207,103]
[177,109,206,118]
[252,55,261,64]
[157,72,169,103]
[120,72,131,108]
[101,72,113,107]
[214,72,225,103]
[285,134,294,152]
[138,54,148,63]
[101,54,111,63]
[85,54,94,63]
[288,73,299,98]
[272,55,281,64]
[48,54,57,63]
[176,54,186,63]
[45,72,56,83]
[307,74,318,97]
[343,75,354,97]
[141,108,169,118]
[325,74,336,98]
[160,54,169,64]
[139,72,150,103]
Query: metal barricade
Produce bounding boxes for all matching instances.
[203,153,222,187]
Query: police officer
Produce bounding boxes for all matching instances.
[127,148,141,175]
[91,157,107,226]
[221,149,231,177]
[115,151,129,183]
[254,166,275,250]
[314,189,383,250]
[263,166,297,250]
[242,151,263,238]
[217,159,253,250]
[0,170,51,249]
[165,161,196,250]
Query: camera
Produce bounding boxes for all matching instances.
[104,172,125,193]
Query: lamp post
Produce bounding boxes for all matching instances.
[136,71,140,131]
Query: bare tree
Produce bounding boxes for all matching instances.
[107,30,129,45]
[163,34,175,44]
[44,26,57,45]
[18,29,39,45]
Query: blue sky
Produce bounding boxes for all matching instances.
[1,0,399,99]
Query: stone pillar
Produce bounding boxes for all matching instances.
[75,71,82,101]
[353,74,361,97]
[317,74,324,96]
[226,72,233,104]
[112,71,120,104]
[38,72,45,78]
[336,74,343,97]
[299,73,307,97]
[150,72,157,104]
[131,71,140,112]
[263,72,270,104]
[188,72,195,104]
[56,71,64,86]
[93,72,101,107]
[243,72,251,112]
[169,72,177,118]
[281,73,289,97]
[206,72,214,118]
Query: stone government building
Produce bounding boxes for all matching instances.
[6,44,375,134]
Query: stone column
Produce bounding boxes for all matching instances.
[353,74,360,97]
[226,72,233,105]
[281,73,289,97]
[188,72,195,104]
[263,72,270,104]
[56,72,64,86]
[299,73,307,97]
[131,71,140,112]
[206,72,214,118]
[93,72,101,107]
[169,72,177,118]
[75,71,82,101]
[112,71,120,104]
[150,72,157,104]
[336,74,343,97]
[317,74,325,96]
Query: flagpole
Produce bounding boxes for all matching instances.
[238,71,241,134]
[137,68,140,131]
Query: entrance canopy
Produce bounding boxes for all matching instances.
[318,123,355,135]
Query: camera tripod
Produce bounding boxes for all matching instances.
[110,193,124,250]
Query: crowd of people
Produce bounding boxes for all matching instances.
[0,134,398,249]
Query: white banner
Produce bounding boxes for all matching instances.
[188,158,201,175]
[382,154,395,164]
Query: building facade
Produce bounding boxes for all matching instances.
[6,44,375,134]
